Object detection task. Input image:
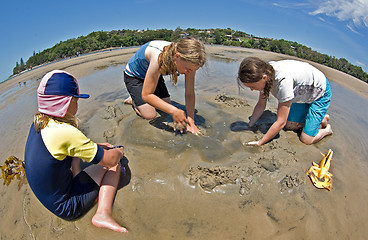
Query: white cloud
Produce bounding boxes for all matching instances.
[272,2,309,9]
[310,0,368,28]
[317,16,326,23]
[347,24,362,35]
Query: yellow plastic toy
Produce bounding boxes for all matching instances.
[306,149,333,191]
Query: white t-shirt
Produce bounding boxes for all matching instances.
[269,60,327,103]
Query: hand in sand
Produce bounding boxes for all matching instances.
[172,108,189,133]
[186,124,201,135]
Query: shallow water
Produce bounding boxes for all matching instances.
[1,57,368,239]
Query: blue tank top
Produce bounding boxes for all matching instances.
[124,40,171,79]
[125,42,150,79]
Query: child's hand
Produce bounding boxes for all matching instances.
[246,141,261,146]
[186,123,201,135]
[172,108,189,133]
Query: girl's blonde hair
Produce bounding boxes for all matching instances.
[237,57,274,99]
[159,37,206,84]
[34,112,78,133]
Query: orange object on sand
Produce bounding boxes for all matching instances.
[306,149,333,191]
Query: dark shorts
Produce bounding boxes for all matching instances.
[124,72,170,107]
[60,171,99,220]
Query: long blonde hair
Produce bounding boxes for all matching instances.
[159,37,206,84]
[34,112,78,133]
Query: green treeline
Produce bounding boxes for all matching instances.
[13,27,368,83]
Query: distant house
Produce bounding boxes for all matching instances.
[251,36,262,41]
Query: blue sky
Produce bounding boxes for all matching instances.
[0,0,367,82]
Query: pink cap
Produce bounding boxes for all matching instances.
[37,70,89,117]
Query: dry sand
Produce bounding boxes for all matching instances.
[1,45,368,239]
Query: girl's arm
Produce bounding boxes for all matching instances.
[249,92,267,127]
[184,71,200,135]
[142,53,189,132]
[249,100,291,146]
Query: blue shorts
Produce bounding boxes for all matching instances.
[287,79,331,137]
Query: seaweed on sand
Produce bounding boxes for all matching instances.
[0,156,27,190]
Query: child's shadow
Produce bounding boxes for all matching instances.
[149,100,205,134]
[117,156,131,189]
[230,110,280,141]
[230,110,277,133]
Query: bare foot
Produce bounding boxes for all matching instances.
[321,114,330,128]
[92,213,128,233]
[124,96,133,105]
[325,123,333,136]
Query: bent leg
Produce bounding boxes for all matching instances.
[301,112,332,144]
[84,164,107,186]
[136,103,157,120]
[91,164,128,233]
[135,97,171,120]
[301,79,332,145]
[300,124,333,145]
[123,96,156,119]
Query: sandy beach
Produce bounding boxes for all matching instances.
[1,45,368,239]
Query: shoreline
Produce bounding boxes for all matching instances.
[2,45,368,100]
[0,47,139,94]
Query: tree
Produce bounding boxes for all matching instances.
[13,62,20,75]
[213,29,225,44]
[20,58,25,68]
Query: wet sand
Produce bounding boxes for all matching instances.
[1,46,368,239]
